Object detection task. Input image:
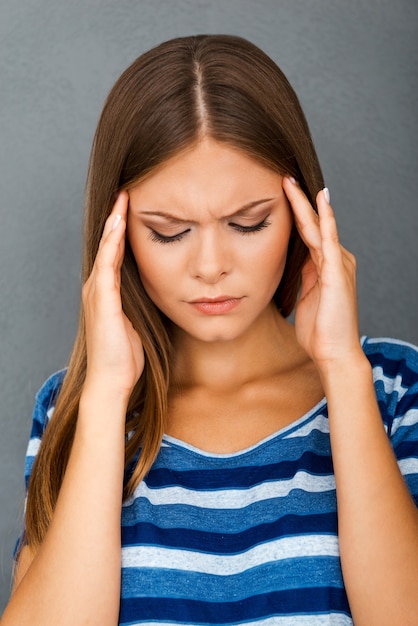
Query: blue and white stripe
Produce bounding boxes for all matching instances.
[18,338,418,624]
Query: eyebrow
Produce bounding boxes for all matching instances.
[138,197,277,224]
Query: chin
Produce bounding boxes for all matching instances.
[199,332,240,343]
[170,305,274,344]
[183,321,252,344]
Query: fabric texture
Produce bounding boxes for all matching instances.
[17,337,418,625]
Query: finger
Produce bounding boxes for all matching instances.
[282,176,322,260]
[100,191,129,243]
[97,218,127,270]
[316,188,345,269]
[92,192,129,280]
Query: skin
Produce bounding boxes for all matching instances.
[3,138,418,625]
[127,140,323,450]
[127,139,293,346]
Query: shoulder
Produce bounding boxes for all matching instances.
[23,369,67,487]
[362,336,418,373]
[32,369,67,433]
[362,336,418,433]
[362,336,418,398]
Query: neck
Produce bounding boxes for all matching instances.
[170,304,297,391]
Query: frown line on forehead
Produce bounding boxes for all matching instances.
[135,197,279,224]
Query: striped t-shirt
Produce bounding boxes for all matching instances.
[18,337,418,625]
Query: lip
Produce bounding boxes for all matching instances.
[188,296,244,315]
[190,295,239,303]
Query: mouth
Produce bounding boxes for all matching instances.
[188,296,244,315]
[189,295,240,304]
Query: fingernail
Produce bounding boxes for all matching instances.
[323,187,330,204]
[288,176,297,184]
[111,214,122,231]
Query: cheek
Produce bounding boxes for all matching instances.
[254,226,292,280]
[134,250,165,288]
[127,230,158,287]
[129,240,178,303]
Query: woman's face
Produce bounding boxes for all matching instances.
[127,138,293,343]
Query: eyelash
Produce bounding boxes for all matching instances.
[233,218,271,235]
[149,218,271,245]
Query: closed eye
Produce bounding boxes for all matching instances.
[149,228,191,244]
[148,217,271,244]
[230,217,271,234]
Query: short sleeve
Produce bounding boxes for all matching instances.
[363,337,418,506]
[14,369,67,559]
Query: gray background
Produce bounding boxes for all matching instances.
[0,0,417,610]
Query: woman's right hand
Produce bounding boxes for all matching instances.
[82,191,145,398]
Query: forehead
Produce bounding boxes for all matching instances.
[128,138,283,217]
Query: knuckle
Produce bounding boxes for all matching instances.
[345,249,356,265]
[95,242,115,270]
[81,280,91,300]
[95,255,107,272]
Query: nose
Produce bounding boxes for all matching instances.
[191,228,231,284]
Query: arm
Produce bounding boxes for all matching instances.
[283,177,418,625]
[3,388,128,626]
[2,192,144,626]
[321,349,418,626]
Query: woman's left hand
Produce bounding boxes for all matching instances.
[282,177,362,369]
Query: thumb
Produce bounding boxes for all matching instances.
[298,256,318,302]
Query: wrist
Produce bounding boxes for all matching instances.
[80,378,131,414]
[315,348,373,392]
[82,369,134,401]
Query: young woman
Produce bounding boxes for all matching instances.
[2,34,418,626]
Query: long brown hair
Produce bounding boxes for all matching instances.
[25,34,324,549]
